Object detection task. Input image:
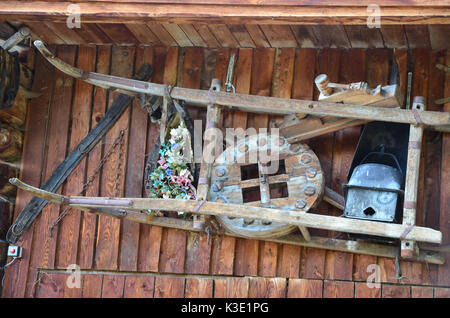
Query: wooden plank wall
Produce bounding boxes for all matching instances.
[31,271,450,298]
[2,22,450,50]
[2,45,450,298]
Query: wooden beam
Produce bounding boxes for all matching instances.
[401,97,425,259]
[1,2,449,25]
[10,178,443,244]
[31,42,450,129]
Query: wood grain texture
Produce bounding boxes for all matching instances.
[78,46,111,269]
[300,48,339,280]
[1,48,47,299]
[35,273,67,298]
[381,284,411,298]
[434,287,450,298]
[154,277,185,298]
[411,286,434,298]
[209,48,237,276]
[323,280,355,298]
[354,282,381,298]
[185,278,214,298]
[123,275,155,298]
[94,46,135,270]
[24,46,76,298]
[324,49,366,282]
[438,49,450,287]
[287,279,323,298]
[82,274,103,298]
[119,46,153,272]
[102,275,125,298]
[137,47,167,273]
[248,277,286,297]
[225,277,249,298]
[56,45,95,269]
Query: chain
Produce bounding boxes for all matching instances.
[47,128,127,237]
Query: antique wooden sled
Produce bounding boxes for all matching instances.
[8,40,450,264]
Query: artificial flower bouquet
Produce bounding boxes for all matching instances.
[147,121,196,216]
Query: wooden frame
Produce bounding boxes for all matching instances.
[12,41,447,265]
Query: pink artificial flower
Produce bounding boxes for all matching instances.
[157,157,166,166]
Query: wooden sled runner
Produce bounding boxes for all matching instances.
[7,40,449,265]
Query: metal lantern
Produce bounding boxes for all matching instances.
[343,158,402,222]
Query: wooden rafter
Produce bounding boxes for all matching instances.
[0,2,449,25]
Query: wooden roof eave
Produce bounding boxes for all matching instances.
[0,1,449,25]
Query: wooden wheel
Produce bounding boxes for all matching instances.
[209,134,324,239]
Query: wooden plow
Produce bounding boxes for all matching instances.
[8,40,450,265]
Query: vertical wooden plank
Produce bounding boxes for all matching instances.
[64,273,83,298]
[78,46,111,270]
[123,276,155,298]
[56,45,95,269]
[82,274,103,298]
[422,50,445,286]
[397,48,428,282]
[1,48,46,299]
[323,280,355,298]
[255,47,278,277]
[95,46,135,271]
[119,46,153,272]
[355,282,381,298]
[287,279,323,298]
[248,277,286,298]
[183,48,213,276]
[411,286,434,298]
[382,284,411,298]
[157,47,189,274]
[226,277,249,298]
[353,49,390,282]
[324,49,366,282]
[438,49,450,287]
[210,48,238,276]
[24,46,76,298]
[434,288,450,298]
[36,273,66,298]
[214,279,227,298]
[234,48,274,277]
[102,275,125,298]
[185,278,214,298]
[138,47,166,272]
[301,49,339,280]
[154,277,185,298]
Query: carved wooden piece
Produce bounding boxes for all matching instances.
[280,77,403,142]
[401,96,425,259]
